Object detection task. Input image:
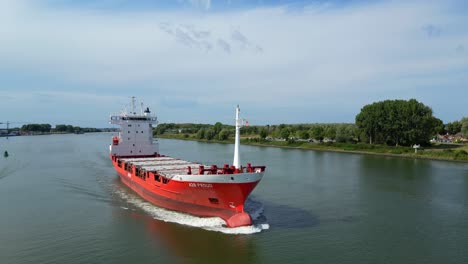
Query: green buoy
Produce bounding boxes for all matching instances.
[4,151,8,158]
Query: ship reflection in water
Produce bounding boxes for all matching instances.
[110,177,265,262]
[124,210,260,263]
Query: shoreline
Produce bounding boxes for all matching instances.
[0,131,110,137]
[156,135,468,163]
[246,142,468,163]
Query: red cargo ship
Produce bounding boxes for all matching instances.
[109,98,265,227]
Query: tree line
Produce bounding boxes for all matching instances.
[445,118,468,135]
[155,122,363,143]
[154,99,467,147]
[21,124,101,133]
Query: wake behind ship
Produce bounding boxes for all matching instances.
[109,98,266,227]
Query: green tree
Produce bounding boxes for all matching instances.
[356,99,441,146]
[446,121,462,135]
[40,124,51,132]
[271,127,282,139]
[297,130,310,140]
[336,124,356,143]
[205,128,216,140]
[434,119,445,135]
[64,125,73,133]
[196,128,206,139]
[242,126,259,135]
[461,117,468,138]
[324,125,337,140]
[356,103,383,144]
[55,124,67,132]
[213,122,223,135]
[310,125,324,140]
[218,129,230,141]
[259,128,268,139]
[279,128,290,140]
[21,124,51,133]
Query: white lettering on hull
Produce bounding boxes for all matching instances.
[188,183,213,188]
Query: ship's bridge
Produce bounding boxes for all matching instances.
[110,115,158,125]
[109,98,159,157]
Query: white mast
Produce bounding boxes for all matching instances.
[233,105,241,169]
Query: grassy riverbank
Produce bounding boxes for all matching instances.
[156,134,468,162]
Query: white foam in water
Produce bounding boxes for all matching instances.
[115,188,269,234]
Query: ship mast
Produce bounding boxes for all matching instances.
[131,96,136,115]
[233,105,241,169]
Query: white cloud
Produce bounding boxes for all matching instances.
[0,0,467,125]
[217,38,231,53]
[188,0,211,10]
[157,22,259,53]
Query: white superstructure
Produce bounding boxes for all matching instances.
[109,97,159,156]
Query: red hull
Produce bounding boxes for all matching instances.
[112,156,261,227]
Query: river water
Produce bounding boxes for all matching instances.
[0,133,467,264]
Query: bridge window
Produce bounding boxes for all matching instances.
[123,117,151,121]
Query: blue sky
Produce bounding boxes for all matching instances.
[0,0,467,127]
